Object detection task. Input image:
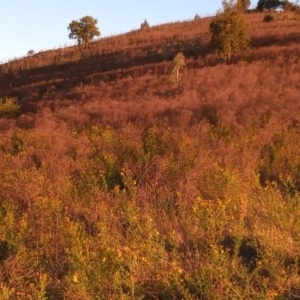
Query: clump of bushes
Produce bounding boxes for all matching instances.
[0,97,20,118]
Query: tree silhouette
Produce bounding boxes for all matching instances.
[256,0,285,11]
[68,16,101,48]
[194,13,201,20]
[141,19,150,29]
[27,49,35,56]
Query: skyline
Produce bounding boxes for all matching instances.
[0,1,258,62]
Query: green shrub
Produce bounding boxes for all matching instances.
[0,98,20,118]
[102,156,124,191]
[263,13,275,22]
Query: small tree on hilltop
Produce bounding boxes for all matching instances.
[209,5,250,63]
[168,52,185,86]
[27,49,35,56]
[141,19,150,29]
[68,16,101,48]
[194,13,201,20]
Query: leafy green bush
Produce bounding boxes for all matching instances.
[0,98,20,118]
[263,13,275,22]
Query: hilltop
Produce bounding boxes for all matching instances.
[0,12,299,113]
[0,11,300,299]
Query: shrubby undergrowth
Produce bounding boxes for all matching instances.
[0,58,300,299]
[0,11,300,299]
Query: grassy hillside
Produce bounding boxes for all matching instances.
[0,11,300,299]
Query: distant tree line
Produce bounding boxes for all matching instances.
[222,0,299,12]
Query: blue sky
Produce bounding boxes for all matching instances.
[0,0,256,62]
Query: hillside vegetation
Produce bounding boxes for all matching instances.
[0,10,300,299]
